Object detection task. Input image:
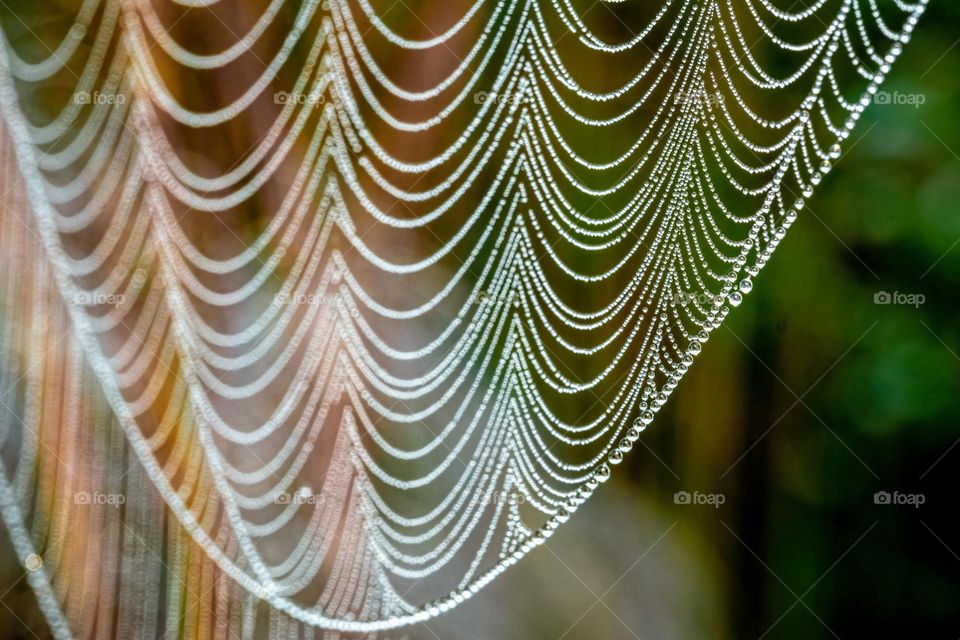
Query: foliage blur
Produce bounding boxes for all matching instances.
[421,2,960,638]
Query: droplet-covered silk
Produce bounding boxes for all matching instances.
[0,0,926,635]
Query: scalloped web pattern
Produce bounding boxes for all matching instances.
[0,0,926,636]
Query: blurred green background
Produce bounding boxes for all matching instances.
[413,2,960,638]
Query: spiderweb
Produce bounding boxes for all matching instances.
[0,0,925,636]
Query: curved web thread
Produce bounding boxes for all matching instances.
[0,0,926,635]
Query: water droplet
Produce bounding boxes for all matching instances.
[595,464,612,482]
